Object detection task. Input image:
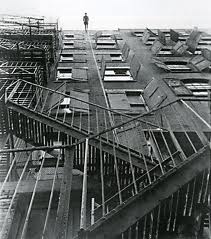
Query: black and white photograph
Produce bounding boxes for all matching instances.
[0,0,210,238]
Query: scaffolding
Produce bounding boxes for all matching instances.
[0,16,60,239]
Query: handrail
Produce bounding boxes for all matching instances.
[80,138,89,229]
[93,151,182,213]
[5,78,172,131]
[91,145,209,226]
[0,143,74,154]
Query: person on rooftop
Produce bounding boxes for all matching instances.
[83,13,89,32]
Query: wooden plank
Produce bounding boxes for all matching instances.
[186,30,201,53]
[122,42,128,55]
[80,138,89,229]
[170,29,179,42]
[54,147,74,239]
[73,54,86,63]
[95,51,121,55]
[130,55,141,79]
[61,50,86,55]
[146,28,157,37]
[194,59,211,71]
[103,54,112,62]
[152,58,170,71]
[142,29,151,44]
[72,68,88,80]
[202,48,211,61]
[122,43,130,59]
[96,54,112,62]
[188,55,211,71]
[158,30,166,45]
[100,56,106,78]
[74,41,85,49]
[172,41,188,55]
[107,92,130,110]
[69,90,89,111]
[151,40,164,54]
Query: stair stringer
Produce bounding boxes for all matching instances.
[6,101,156,172]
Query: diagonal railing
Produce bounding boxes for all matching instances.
[5,79,210,175]
[5,79,168,170]
[2,77,211,238]
[5,79,163,135]
[73,90,211,237]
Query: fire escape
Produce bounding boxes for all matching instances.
[0,17,210,239]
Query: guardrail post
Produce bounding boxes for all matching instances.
[80,138,89,230]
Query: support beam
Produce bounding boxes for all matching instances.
[53,147,74,239]
[80,138,89,230]
[0,175,103,193]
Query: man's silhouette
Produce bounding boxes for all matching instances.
[83,13,89,32]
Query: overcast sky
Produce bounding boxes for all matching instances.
[1,0,211,30]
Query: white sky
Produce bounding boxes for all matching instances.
[1,0,211,30]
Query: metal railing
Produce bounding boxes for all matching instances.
[3,77,211,238]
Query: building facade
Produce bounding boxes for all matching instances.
[0,15,210,239]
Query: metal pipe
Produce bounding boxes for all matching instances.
[80,138,89,229]
[91,197,95,225]
[99,137,105,216]
[0,143,74,154]
[112,134,122,204]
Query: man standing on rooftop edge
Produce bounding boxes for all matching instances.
[83,13,89,32]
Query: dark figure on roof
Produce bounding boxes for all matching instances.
[83,13,89,32]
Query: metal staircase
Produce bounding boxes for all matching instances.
[78,145,210,239]
[5,79,162,173]
[3,79,211,238]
